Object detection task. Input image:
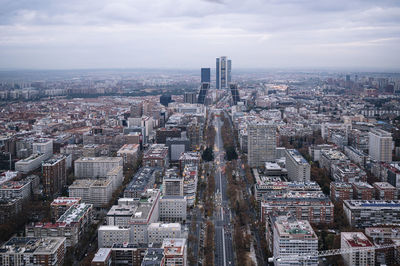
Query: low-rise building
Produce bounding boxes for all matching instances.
[261,191,334,224]
[365,227,400,243]
[143,144,169,168]
[26,203,93,247]
[343,200,400,227]
[373,182,397,200]
[352,182,374,200]
[331,162,367,183]
[330,182,353,202]
[117,144,140,168]
[50,197,81,220]
[0,178,32,200]
[162,238,187,266]
[0,237,66,266]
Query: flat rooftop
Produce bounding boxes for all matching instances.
[51,197,81,206]
[0,237,65,254]
[57,203,92,224]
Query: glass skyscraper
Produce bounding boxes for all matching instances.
[216,56,231,89]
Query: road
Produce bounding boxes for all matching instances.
[213,109,235,266]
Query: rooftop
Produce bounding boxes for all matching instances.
[0,237,65,254]
[75,157,122,163]
[57,203,92,224]
[342,232,373,248]
[51,197,81,206]
[92,248,111,263]
[162,238,186,256]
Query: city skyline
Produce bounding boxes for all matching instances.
[0,0,400,71]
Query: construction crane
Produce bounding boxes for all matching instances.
[268,243,398,263]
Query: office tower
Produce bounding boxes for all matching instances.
[273,217,318,266]
[368,128,392,162]
[198,68,210,104]
[42,155,67,197]
[285,149,310,182]
[341,232,375,266]
[247,122,276,167]
[216,56,231,89]
[201,68,210,83]
[184,92,197,104]
[230,83,240,105]
[160,95,172,107]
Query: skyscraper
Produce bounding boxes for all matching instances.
[216,56,231,89]
[201,68,210,83]
[198,67,210,104]
[247,122,276,167]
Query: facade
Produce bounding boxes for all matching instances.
[331,162,367,183]
[0,178,32,200]
[98,226,130,248]
[182,164,198,207]
[369,128,393,162]
[247,122,277,167]
[91,248,112,266]
[32,139,53,160]
[156,128,181,144]
[201,68,210,83]
[50,197,81,220]
[69,179,113,208]
[42,155,67,197]
[216,56,231,90]
[142,248,165,266]
[285,149,310,182]
[0,237,66,266]
[15,153,48,173]
[74,157,123,178]
[341,232,375,266]
[117,144,140,168]
[163,174,184,197]
[184,92,197,104]
[26,203,93,247]
[159,196,187,223]
[261,192,334,224]
[343,200,400,227]
[319,149,349,175]
[373,182,397,200]
[0,197,22,224]
[352,182,374,200]
[273,217,318,266]
[330,182,353,202]
[147,223,181,245]
[143,144,169,168]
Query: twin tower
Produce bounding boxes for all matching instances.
[198,56,239,105]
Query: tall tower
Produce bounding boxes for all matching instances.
[216,56,231,89]
[368,128,392,162]
[198,68,211,104]
[247,122,276,167]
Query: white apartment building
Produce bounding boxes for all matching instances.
[341,232,375,266]
[15,153,48,173]
[98,226,130,248]
[74,157,123,178]
[32,139,53,160]
[68,179,113,208]
[273,217,318,266]
[159,196,187,223]
[247,122,276,167]
[285,149,310,182]
[369,128,393,162]
[147,223,181,245]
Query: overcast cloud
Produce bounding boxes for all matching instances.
[0,0,399,70]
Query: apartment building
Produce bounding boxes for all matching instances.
[369,128,392,162]
[285,149,310,182]
[341,232,375,266]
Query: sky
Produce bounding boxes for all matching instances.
[0,0,400,71]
